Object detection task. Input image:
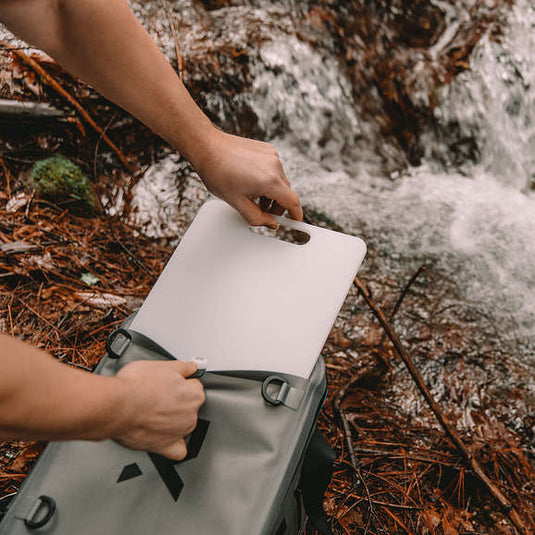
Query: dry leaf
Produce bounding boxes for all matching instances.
[5,192,30,212]
[74,291,126,309]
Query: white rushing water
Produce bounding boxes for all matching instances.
[130,0,534,366]
[244,1,535,361]
[106,1,535,368]
[1,2,532,350]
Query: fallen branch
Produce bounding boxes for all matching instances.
[353,276,530,535]
[0,98,65,121]
[333,361,381,532]
[4,45,135,174]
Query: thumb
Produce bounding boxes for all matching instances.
[234,197,278,229]
[155,439,188,461]
[173,360,198,378]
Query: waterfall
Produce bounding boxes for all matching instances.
[134,0,535,358]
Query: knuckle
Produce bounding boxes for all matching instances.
[249,213,265,226]
[187,414,198,434]
[261,171,277,185]
[189,380,205,403]
[176,444,188,461]
[267,173,280,186]
[288,192,300,207]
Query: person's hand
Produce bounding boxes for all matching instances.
[193,129,303,228]
[113,360,205,460]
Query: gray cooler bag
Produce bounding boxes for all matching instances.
[0,322,335,535]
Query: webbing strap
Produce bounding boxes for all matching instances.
[277,383,305,410]
[106,328,175,360]
[106,328,308,408]
[12,496,35,521]
[300,429,335,535]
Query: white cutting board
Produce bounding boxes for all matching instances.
[131,200,366,378]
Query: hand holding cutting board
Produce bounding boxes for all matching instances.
[192,131,303,229]
[132,200,366,379]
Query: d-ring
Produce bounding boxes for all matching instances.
[262,375,289,406]
[105,328,132,359]
[24,495,56,529]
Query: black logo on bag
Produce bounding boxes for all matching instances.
[117,419,210,501]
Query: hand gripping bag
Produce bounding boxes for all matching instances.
[0,200,366,535]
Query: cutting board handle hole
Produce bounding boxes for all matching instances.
[249,224,310,245]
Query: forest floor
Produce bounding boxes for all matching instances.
[0,45,534,535]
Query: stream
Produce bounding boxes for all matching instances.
[128,0,535,443]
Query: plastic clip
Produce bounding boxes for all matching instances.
[24,495,56,530]
[105,328,132,359]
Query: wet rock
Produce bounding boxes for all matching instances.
[133,0,513,170]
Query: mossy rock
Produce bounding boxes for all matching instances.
[30,155,97,213]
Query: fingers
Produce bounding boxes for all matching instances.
[256,156,298,219]
[277,159,291,187]
[259,196,285,217]
[200,130,302,225]
[234,197,278,229]
[266,182,303,222]
[242,190,300,224]
[173,360,198,378]
[190,379,206,406]
[259,196,272,212]
[264,153,302,221]
[230,136,300,220]
[269,200,285,216]
[156,439,188,461]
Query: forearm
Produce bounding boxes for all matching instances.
[0,334,128,441]
[0,0,303,226]
[0,0,214,167]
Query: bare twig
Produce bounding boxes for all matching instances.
[89,120,154,278]
[333,362,381,532]
[369,500,421,511]
[390,265,427,323]
[379,265,426,348]
[353,275,530,535]
[163,0,185,80]
[0,157,12,198]
[93,112,118,182]
[95,194,154,278]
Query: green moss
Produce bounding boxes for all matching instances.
[303,206,345,232]
[30,155,96,212]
